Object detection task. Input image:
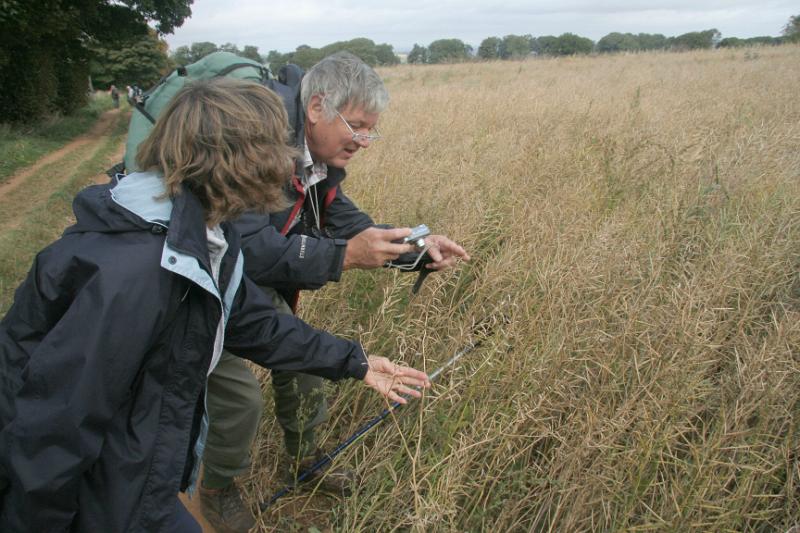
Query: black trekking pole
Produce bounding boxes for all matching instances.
[258,333,487,511]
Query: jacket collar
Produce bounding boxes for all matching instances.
[109,172,242,296]
[166,184,213,276]
[326,165,347,187]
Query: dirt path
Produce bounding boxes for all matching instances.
[94,141,126,184]
[0,108,122,201]
[0,108,127,235]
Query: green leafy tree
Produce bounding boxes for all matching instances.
[265,39,397,71]
[671,29,721,50]
[374,44,400,65]
[0,0,192,122]
[218,42,239,54]
[171,41,218,65]
[717,37,744,48]
[265,38,398,71]
[170,46,192,66]
[291,45,325,69]
[172,42,263,66]
[241,46,262,62]
[266,49,292,73]
[219,43,264,63]
[596,32,639,53]
[90,30,170,90]
[427,38,470,63]
[407,44,429,64]
[637,33,668,50]
[500,34,531,59]
[478,37,501,60]
[532,35,559,55]
[552,33,594,55]
[192,41,217,60]
[749,36,782,46]
[783,14,800,42]
[719,36,782,48]
[322,38,379,66]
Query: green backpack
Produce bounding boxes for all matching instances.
[123,51,271,173]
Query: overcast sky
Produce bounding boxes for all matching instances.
[164,0,798,54]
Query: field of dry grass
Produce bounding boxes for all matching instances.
[249,46,800,531]
[0,45,796,532]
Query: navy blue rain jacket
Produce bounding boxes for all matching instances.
[0,172,368,532]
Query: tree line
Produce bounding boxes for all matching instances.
[166,38,400,74]
[93,37,402,102]
[408,22,799,64]
[177,17,800,74]
[92,26,792,98]
[263,39,400,70]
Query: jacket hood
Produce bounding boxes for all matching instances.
[65,173,170,236]
[65,172,233,283]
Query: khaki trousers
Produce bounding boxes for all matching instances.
[201,288,327,488]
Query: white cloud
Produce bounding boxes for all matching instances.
[164,0,798,53]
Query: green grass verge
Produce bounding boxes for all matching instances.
[0,111,129,314]
[0,93,120,184]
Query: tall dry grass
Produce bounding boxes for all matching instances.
[251,46,800,532]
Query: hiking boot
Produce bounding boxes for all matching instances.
[199,483,256,533]
[287,448,359,497]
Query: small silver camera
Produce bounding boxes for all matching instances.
[403,224,431,248]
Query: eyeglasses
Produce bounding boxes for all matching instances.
[334,109,382,144]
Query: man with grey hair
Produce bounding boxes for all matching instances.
[199,51,469,532]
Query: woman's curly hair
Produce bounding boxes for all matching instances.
[137,78,298,225]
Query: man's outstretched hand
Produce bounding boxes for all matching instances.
[344,228,470,272]
[362,355,430,404]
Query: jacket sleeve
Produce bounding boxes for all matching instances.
[235,211,348,290]
[223,274,369,381]
[323,186,376,239]
[0,252,163,532]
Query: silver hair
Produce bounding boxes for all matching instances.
[300,51,389,120]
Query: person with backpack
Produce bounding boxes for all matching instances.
[0,77,430,533]
[110,84,120,108]
[198,52,469,531]
[133,84,144,104]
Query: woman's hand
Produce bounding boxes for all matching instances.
[423,234,470,270]
[362,355,431,404]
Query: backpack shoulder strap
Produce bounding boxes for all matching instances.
[133,100,157,124]
[216,62,269,80]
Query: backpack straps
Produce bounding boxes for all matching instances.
[131,72,171,125]
[133,100,157,125]
[105,161,126,179]
[216,63,270,82]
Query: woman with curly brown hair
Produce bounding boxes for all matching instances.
[0,78,429,533]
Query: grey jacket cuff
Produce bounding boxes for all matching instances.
[328,238,348,282]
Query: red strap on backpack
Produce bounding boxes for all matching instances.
[280,175,304,313]
[279,180,339,313]
[280,175,305,236]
